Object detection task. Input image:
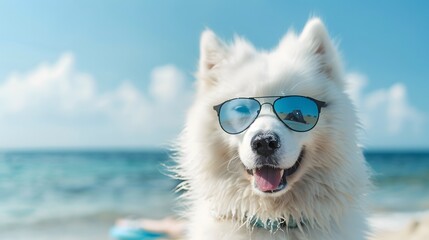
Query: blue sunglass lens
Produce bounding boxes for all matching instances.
[218,99,260,134]
[273,96,320,132]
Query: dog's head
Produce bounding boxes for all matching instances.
[183,18,359,205]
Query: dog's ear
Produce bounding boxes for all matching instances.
[199,29,227,71]
[300,18,344,86]
[197,29,228,92]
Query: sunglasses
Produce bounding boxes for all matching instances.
[213,95,327,134]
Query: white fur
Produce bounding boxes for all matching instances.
[174,18,371,240]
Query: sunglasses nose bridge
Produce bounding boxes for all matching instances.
[259,102,275,114]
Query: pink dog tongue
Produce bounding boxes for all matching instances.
[254,167,283,192]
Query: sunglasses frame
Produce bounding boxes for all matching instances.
[213,95,328,134]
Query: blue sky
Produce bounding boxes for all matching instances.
[0,1,428,149]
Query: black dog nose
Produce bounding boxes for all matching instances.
[251,132,280,157]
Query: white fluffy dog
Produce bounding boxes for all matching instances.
[175,18,370,240]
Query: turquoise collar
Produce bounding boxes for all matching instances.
[249,216,303,231]
[213,212,306,231]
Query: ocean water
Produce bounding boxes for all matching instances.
[0,151,179,239]
[367,151,429,213]
[0,150,428,238]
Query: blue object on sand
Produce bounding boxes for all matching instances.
[110,225,168,240]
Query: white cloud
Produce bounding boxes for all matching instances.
[0,53,193,148]
[0,53,93,114]
[149,65,187,102]
[346,73,425,146]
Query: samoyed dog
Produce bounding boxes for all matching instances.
[175,18,370,240]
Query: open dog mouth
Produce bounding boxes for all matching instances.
[246,149,304,193]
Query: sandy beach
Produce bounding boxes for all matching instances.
[2,213,428,240]
[370,213,429,240]
[372,216,429,240]
[0,219,112,240]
